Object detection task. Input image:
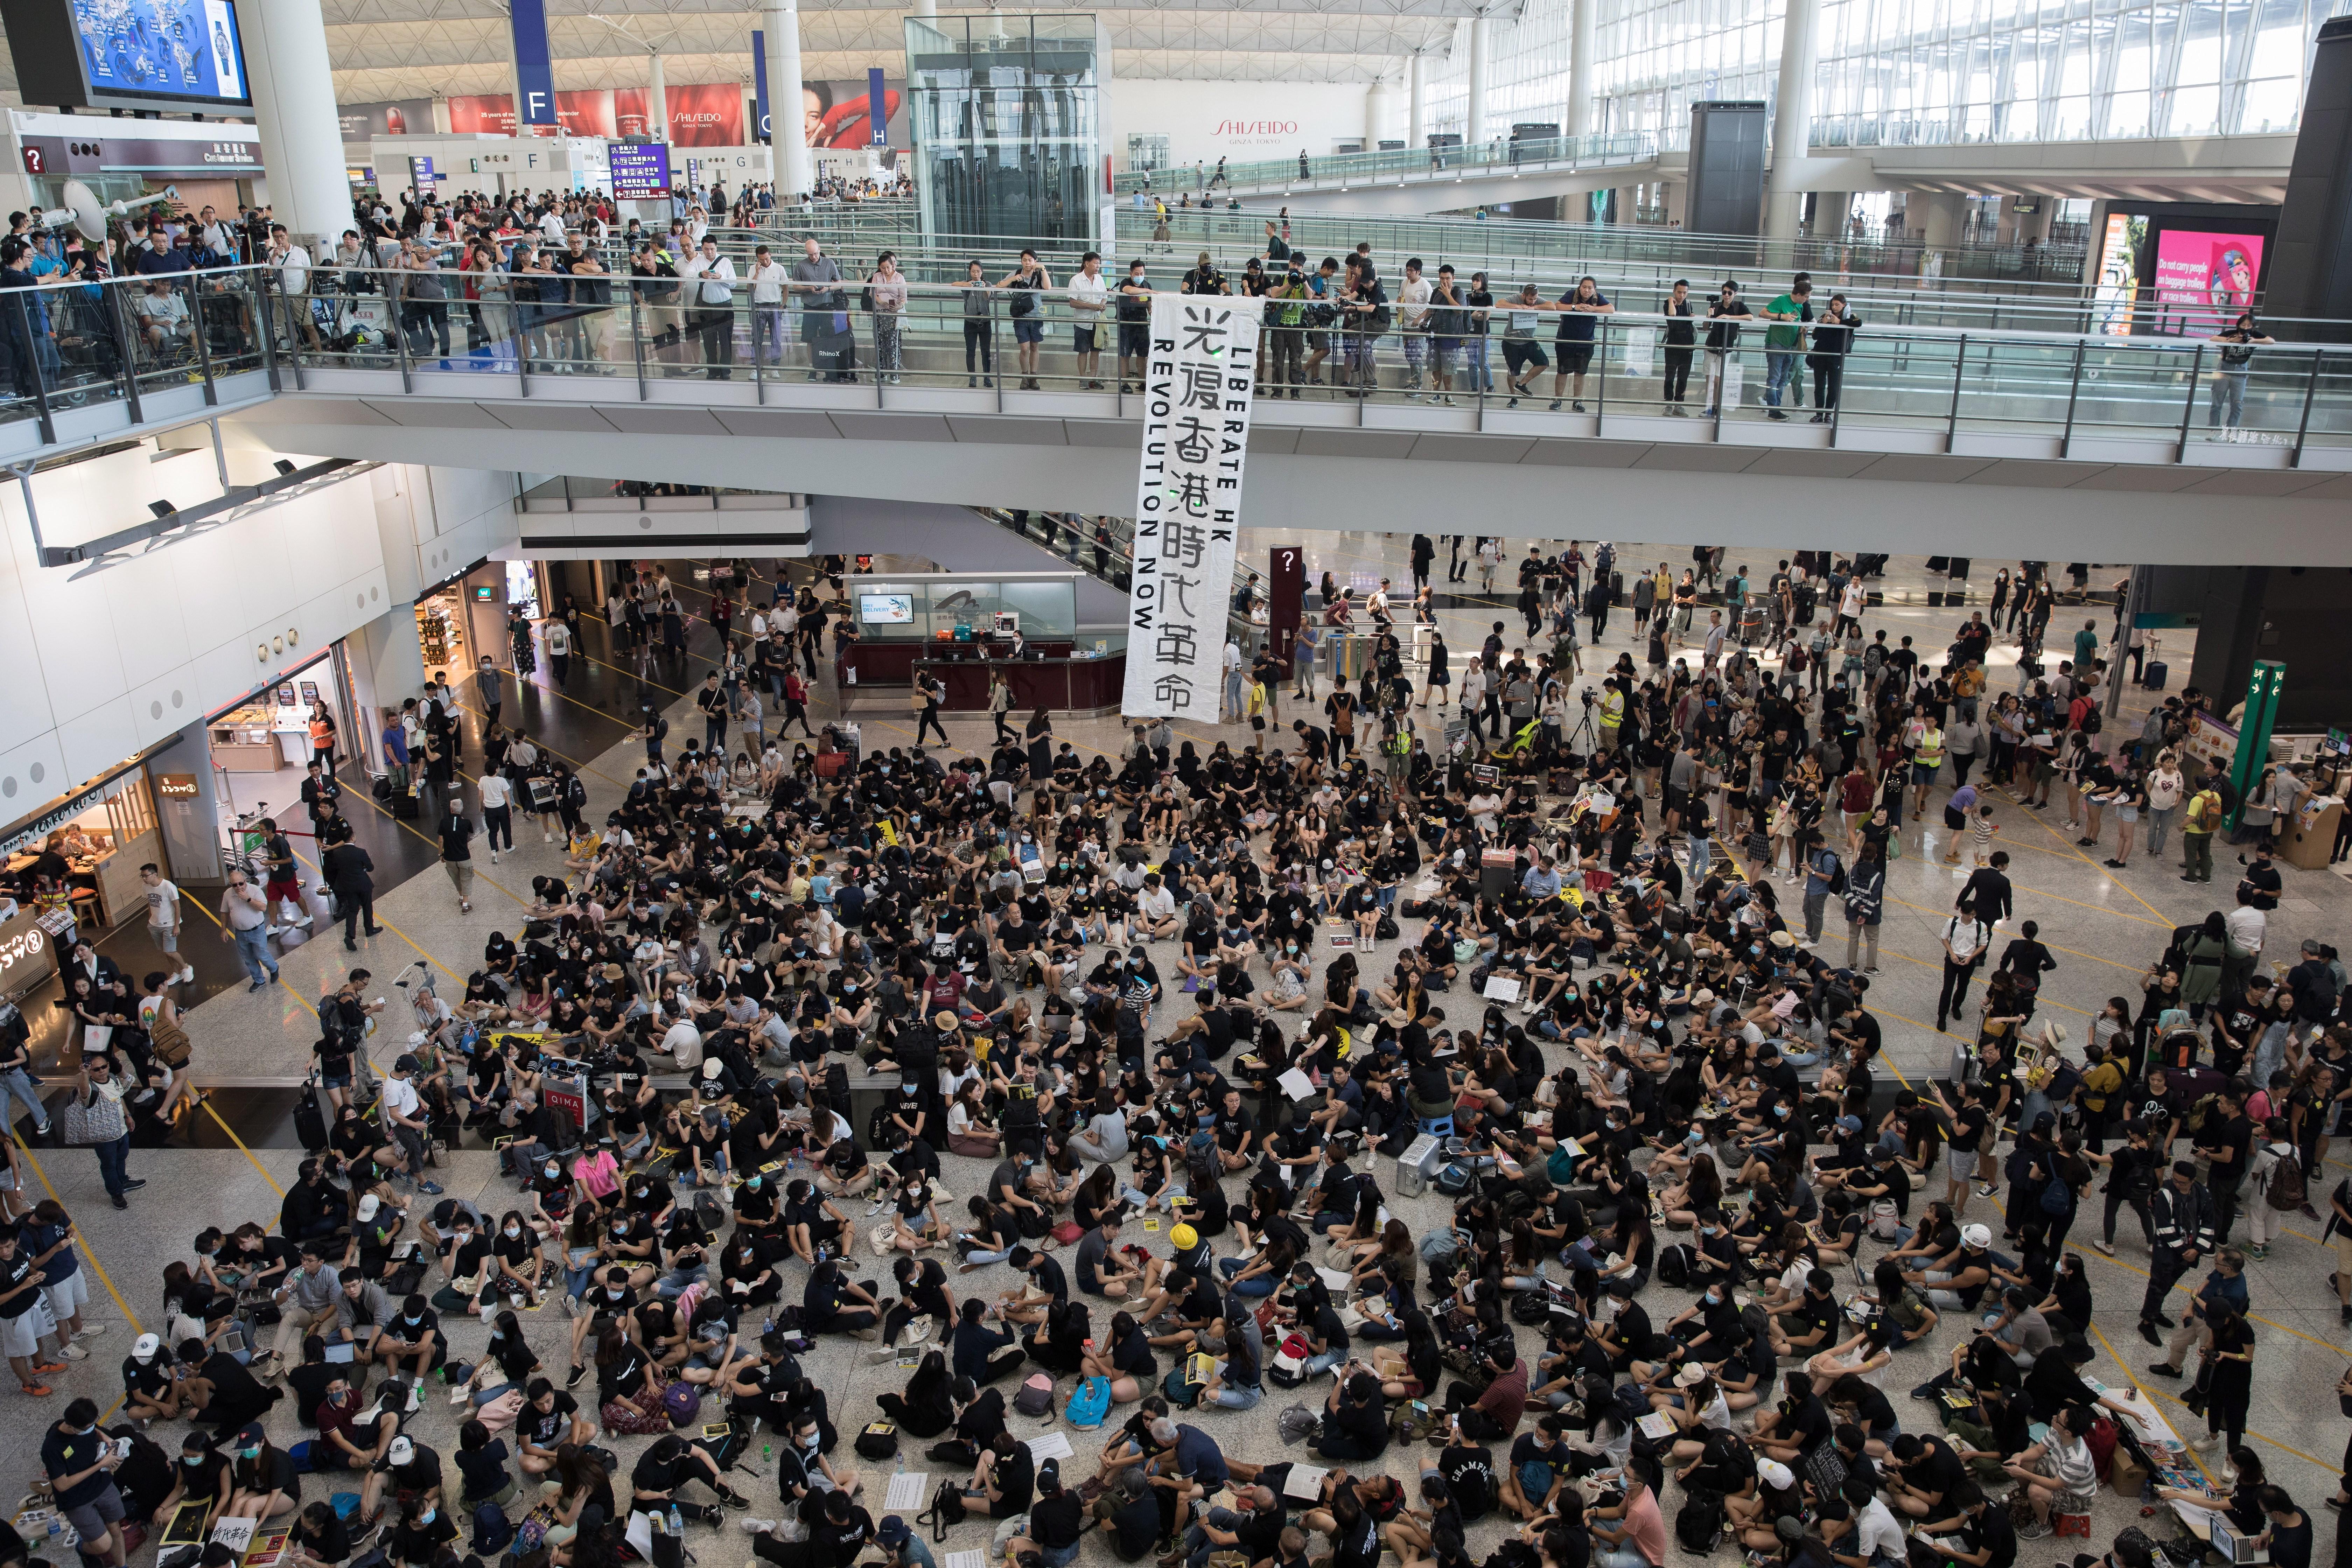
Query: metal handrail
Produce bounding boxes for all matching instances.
[1116,132,1660,196]
[0,259,2345,478]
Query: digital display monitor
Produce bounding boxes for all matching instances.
[859,594,915,624]
[2151,228,2265,329]
[608,142,672,200]
[0,0,253,108]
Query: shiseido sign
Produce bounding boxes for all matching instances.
[1212,118,1299,144]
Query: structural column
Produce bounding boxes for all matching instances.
[1365,80,1390,148]
[1466,13,1489,149]
[648,52,670,146]
[766,0,811,197]
[1763,0,1821,241]
[1917,191,1965,249]
[1408,52,1424,148]
[244,0,352,251]
[1566,0,1594,140]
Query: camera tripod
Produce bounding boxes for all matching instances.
[1564,698,1602,759]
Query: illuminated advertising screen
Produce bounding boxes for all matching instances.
[2091,212,2143,337]
[859,594,915,624]
[2152,229,2265,328]
[608,142,672,199]
[56,0,250,106]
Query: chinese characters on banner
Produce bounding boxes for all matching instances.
[1121,293,1265,718]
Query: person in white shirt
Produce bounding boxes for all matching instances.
[265,222,320,351]
[477,772,513,863]
[537,207,564,244]
[748,243,791,367]
[1134,875,1180,938]
[1937,901,1991,1035]
[680,238,737,379]
[138,864,192,985]
[1066,250,1110,388]
[1398,257,1433,395]
[1222,637,1245,722]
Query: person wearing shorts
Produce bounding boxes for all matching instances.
[43,1397,127,1566]
[260,819,307,934]
[1499,283,1552,406]
[1549,275,1611,411]
[0,1226,62,1395]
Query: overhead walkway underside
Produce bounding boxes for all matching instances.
[220,369,2352,568]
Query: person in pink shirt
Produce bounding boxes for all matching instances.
[570,1141,621,1211]
[1592,1475,1666,1568]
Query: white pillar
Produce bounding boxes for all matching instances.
[244,0,351,249]
[1567,0,1595,140]
[1466,14,1489,148]
[1763,0,1821,241]
[648,52,670,145]
[1365,80,1390,148]
[765,0,811,198]
[1408,53,1424,148]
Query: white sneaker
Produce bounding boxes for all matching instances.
[293,915,314,928]
[73,1324,105,1338]
[490,852,499,864]
[740,1520,779,1537]
[60,1343,87,1360]
[175,967,194,984]
[404,1384,422,1414]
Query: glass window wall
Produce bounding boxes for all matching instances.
[906,14,1102,245]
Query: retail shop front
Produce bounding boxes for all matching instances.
[204,643,363,815]
[0,754,179,1001]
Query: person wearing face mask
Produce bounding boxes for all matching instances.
[149,1428,230,1533]
[373,1294,444,1415]
[386,1492,456,1568]
[223,1424,300,1520]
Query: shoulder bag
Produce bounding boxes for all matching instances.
[60,1086,126,1146]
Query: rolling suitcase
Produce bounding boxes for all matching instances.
[295,1074,329,1152]
[2142,661,2167,691]
[1610,570,1625,606]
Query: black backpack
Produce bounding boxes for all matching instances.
[1675,1488,1725,1555]
[1656,1243,1694,1288]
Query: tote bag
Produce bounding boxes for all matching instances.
[60,1086,125,1146]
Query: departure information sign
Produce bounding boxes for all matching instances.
[609,142,672,199]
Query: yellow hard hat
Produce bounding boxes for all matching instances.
[1170,1224,1199,1251]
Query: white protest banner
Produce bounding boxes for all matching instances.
[1121,291,1265,719]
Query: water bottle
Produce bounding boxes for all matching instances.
[763,1443,773,1464]
[895,1449,905,1476]
[668,1503,684,1537]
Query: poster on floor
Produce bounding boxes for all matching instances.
[1121,292,1265,718]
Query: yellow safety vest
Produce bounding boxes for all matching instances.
[1915,727,1945,766]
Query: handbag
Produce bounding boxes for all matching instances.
[59,1090,126,1147]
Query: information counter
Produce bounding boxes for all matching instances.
[914,652,1126,716]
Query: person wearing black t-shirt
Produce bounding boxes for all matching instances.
[1315,1367,1389,1462]
[1659,280,1697,408]
[962,1430,1035,1519]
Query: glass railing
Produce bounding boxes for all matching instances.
[2,260,2345,475]
[283,268,2352,465]
[1114,133,1659,196]
[1116,207,2095,303]
[973,506,1136,591]
[0,262,279,451]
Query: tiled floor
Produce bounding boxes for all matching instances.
[6,540,2346,1568]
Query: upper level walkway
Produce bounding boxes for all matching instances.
[9,263,2349,571]
[1120,128,2296,216]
